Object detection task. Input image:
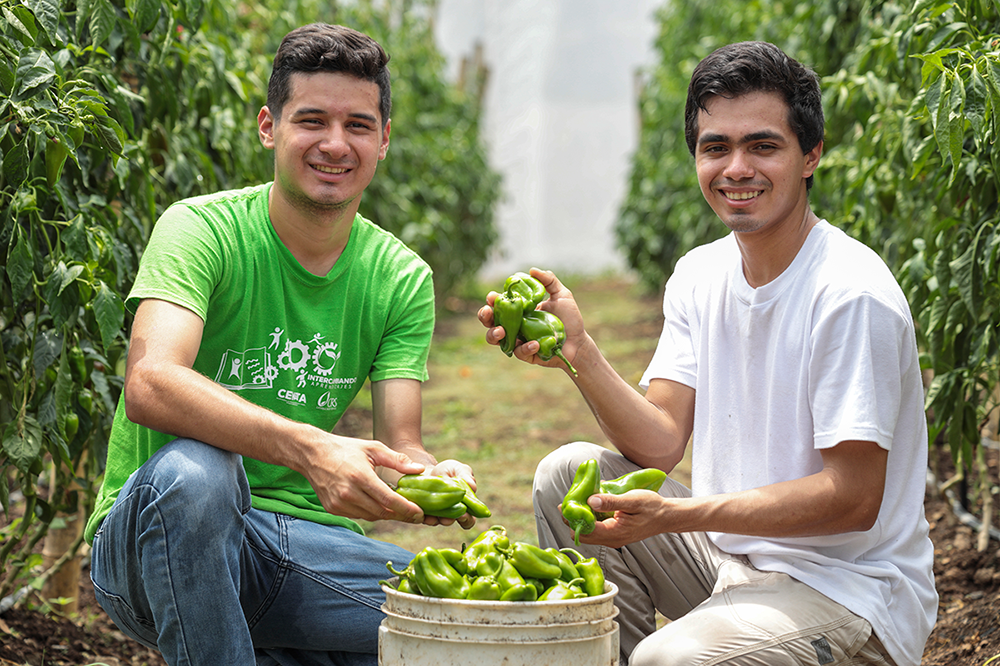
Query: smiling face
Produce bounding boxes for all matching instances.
[694,91,821,236]
[258,71,390,218]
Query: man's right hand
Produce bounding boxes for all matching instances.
[478,268,586,374]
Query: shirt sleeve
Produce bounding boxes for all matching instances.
[640,257,698,391]
[125,203,223,320]
[808,290,914,451]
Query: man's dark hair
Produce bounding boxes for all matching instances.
[267,23,391,126]
[684,41,824,189]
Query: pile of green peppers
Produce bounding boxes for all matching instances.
[394,474,491,519]
[384,525,606,602]
[493,271,578,376]
[562,460,668,545]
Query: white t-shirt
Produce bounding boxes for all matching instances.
[639,220,937,666]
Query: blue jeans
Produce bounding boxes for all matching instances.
[90,438,414,666]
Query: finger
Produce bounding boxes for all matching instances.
[478,304,495,328]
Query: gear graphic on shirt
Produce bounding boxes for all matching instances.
[277,339,310,372]
[312,341,341,376]
[263,364,279,381]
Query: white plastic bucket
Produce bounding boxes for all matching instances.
[378,579,620,666]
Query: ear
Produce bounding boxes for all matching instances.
[803,139,823,179]
[258,106,276,149]
[378,119,391,160]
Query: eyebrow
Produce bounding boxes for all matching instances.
[698,130,785,147]
[289,108,379,125]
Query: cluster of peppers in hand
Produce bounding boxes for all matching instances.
[384,525,606,602]
[394,474,491,519]
[561,459,668,545]
[493,271,578,376]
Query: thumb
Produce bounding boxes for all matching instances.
[370,446,426,476]
[588,493,612,512]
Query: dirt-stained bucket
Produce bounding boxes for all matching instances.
[378,579,620,666]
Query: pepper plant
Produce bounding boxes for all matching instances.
[1,0,502,605]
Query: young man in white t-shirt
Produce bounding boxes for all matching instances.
[480,41,936,666]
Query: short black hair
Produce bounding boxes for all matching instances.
[267,23,391,126]
[685,41,824,189]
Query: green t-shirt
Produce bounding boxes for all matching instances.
[85,183,434,542]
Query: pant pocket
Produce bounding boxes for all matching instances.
[91,577,160,650]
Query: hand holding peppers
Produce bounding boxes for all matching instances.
[394,474,491,520]
[487,270,578,375]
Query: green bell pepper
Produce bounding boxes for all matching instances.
[494,291,526,357]
[411,547,470,599]
[504,542,563,580]
[396,475,474,518]
[546,547,581,582]
[537,577,587,601]
[518,309,578,375]
[462,525,510,572]
[395,475,467,512]
[455,478,492,518]
[494,557,527,592]
[561,458,600,545]
[467,575,503,600]
[503,272,546,312]
[594,467,668,520]
[385,560,422,595]
[438,547,469,576]
[560,548,606,597]
[499,583,538,602]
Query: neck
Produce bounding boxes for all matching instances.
[268,186,359,276]
[736,205,819,288]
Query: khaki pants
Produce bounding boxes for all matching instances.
[533,442,897,666]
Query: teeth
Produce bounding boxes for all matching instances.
[725,191,762,201]
[314,165,347,174]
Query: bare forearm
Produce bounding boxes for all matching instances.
[569,335,689,472]
[663,475,878,537]
[123,363,322,474]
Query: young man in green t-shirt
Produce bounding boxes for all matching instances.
[86,24,477,666]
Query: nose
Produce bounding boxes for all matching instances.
[722,148,755,180]
[318,125,350,158]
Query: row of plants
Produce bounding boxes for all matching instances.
[0,0,501,607]
[617,0,999,549]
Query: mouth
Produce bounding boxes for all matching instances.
[722,190,763,202]
[313,164,349,175]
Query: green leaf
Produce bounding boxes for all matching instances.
[964,63,987,142]
[128,0,160,33]
[24,0,61,46]
[2,135,29,187]
[0,57,14,96]
[2,418,44,474]
[32,329,64,380]
[91,113,125,156]
[88,0,117,48]
[93,281,124,351]
[6,226,35,299]
[2,6,36,44]
[15,47,56,98]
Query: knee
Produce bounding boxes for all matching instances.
[140,438,248,510]
[535,442,604,487]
